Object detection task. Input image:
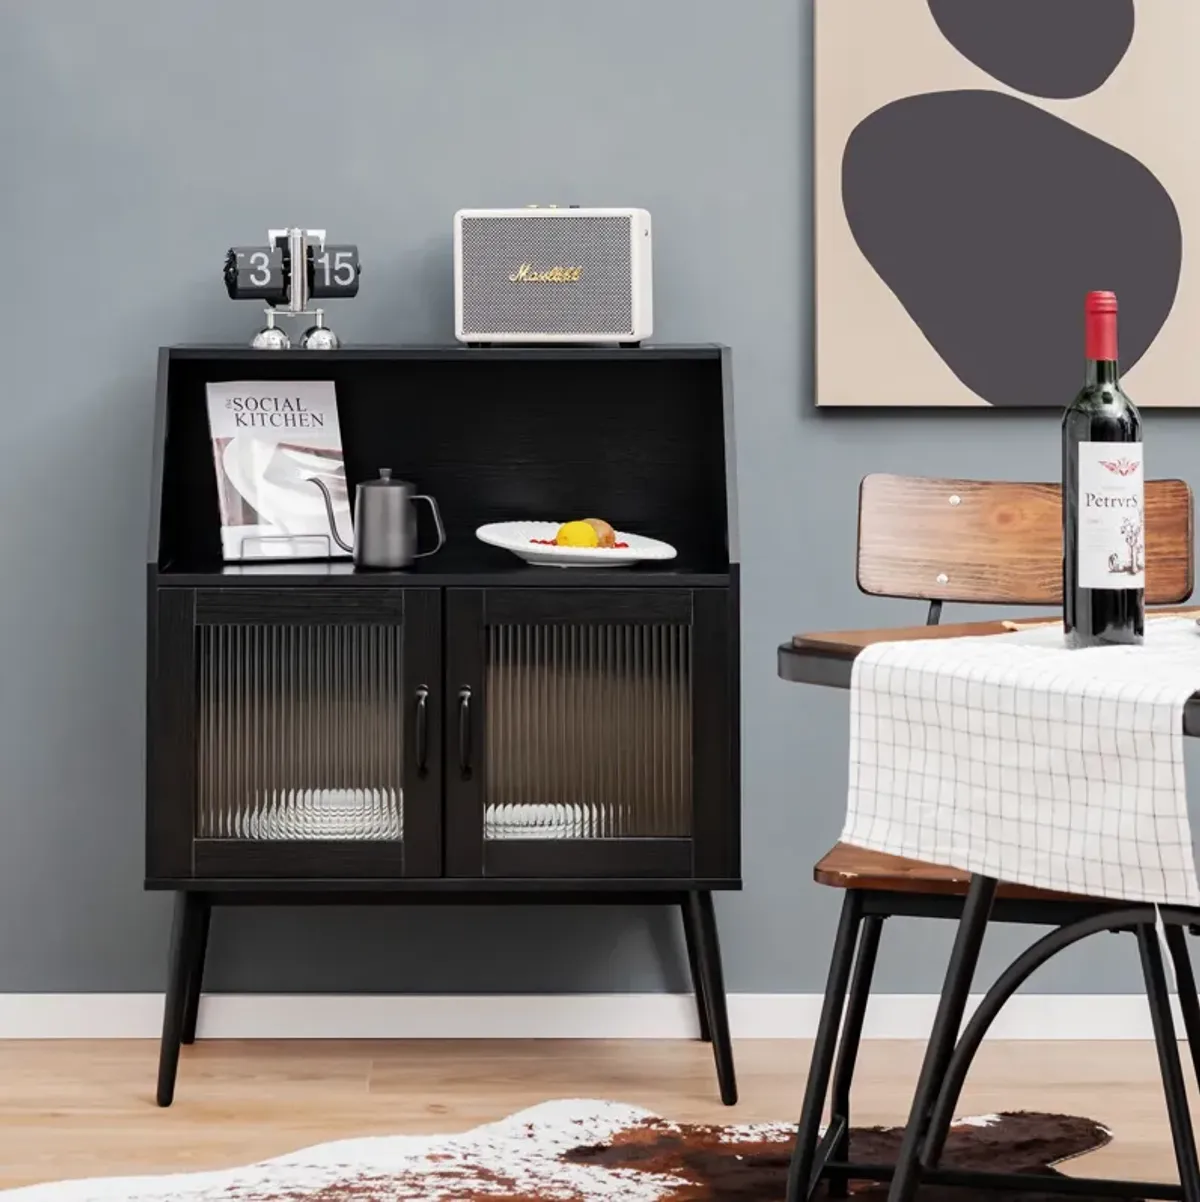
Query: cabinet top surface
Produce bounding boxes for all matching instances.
[163,344,726,362]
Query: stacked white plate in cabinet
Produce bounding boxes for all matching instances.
[485,802,592,840]
[475,521,677,568]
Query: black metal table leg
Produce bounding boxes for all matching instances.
[827,913,883,1198]
[157,891,206,1107]
[786,891,865,1202]
[681,893,712,1042]
[181,896,212,1046]
[687,890,737,1105]
[1164,925,1200,1092]
[797,901,1200,1202]
[886,874,998,1202]
[922,906,1150,1169]
[1139,925,1200,1202]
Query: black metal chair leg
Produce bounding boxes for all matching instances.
[886,874,998,1202]
[1164,924,1200,1091]
[181,897,212,1046]
[786,891,864,1202]
[681,893,712,1042]
[826,913,883,1198]
[1139,925,1200,1202]
[157,892,205,1107]
[687,890,737,1105]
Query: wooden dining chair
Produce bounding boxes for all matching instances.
[787,473,1196,1202]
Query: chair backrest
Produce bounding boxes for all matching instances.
[857,474,1194,607]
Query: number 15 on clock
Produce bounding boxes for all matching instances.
[310,245,361,298]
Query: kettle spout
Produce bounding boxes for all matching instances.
[307,476,354,554]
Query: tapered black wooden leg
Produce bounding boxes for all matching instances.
[181,898,212,1046]
[681,896,712,1042]
[886,875,998,1202]
[1165,924,1200,1091]
[827,913,883,1198]
[1139,925,1200,1202]
[786,891,864,1202]
[157,892,205,1108]
[687,891,737,1105]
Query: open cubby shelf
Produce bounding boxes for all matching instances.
[151,345,735,582]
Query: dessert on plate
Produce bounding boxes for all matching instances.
[533,519,628,549]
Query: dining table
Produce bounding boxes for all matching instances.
[778,613,1200,1202]
[780,615,1200,734]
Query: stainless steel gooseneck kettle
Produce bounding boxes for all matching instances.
[310,469,445,569]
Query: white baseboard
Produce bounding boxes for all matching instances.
[0,993,1179,1040]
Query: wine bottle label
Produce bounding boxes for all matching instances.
[1077,442,1145,590]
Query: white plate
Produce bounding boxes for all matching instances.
[485,802,591,839]
[476,521,677,568]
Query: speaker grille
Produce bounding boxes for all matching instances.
[460,216,633,336]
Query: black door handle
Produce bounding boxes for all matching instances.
[458,685,473,778]
[414,685,429,775]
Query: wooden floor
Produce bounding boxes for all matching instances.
[0,1039,1190,1190]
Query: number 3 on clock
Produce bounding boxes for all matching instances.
[223,246,287,303]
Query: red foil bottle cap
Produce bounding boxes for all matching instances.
[1085,290,1118,360]
[1086,290,1118,314]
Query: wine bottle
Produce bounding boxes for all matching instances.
[1062,290,1144,648]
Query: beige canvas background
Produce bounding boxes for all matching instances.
[816,0,1199,407]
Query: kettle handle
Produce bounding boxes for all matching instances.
[412,495,446,558]
[307,476,354,555]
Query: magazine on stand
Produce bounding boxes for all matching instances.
[205,380,351,561]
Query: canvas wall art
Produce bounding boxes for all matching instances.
[816,0,1199,407]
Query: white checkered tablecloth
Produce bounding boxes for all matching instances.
[844,617,1200,905]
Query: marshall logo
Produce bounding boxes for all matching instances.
[509,263,583,283]
[1100,457,1141,477]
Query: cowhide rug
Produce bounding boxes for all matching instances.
[0,1100,1115,1202]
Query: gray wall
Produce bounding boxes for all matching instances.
[0,0,1188,995]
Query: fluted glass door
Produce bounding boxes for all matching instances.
[445,588,709,880]
[196,624,405,842]
[483,623,692,842]
[184,588,442,880]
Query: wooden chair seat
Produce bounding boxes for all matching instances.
[814,841,1095,902]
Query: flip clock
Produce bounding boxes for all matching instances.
[224,228,361,349]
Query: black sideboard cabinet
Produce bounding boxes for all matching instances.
[146,345,741,1105]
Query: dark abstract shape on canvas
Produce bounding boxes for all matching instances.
[842,90,1181,407]
[927,0,1135,99]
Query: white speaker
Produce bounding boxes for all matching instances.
[454,207,653,343]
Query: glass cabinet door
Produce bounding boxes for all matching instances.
[195,623,406,842]
[148,588,442,882]
[482,622,693,841]
[445,589,735,881]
